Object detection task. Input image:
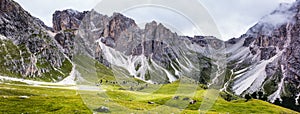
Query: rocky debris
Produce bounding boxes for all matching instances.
[188,36,208,47]
[226,38,239,45]
[260,47,277,60]
[173,96,180,100]
[19,96,29,99]
[94,106,110,113]
[189,100,197,104]
[148,101,155,104]
[242,36,256,47]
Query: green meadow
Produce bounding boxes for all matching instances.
[0,81,298,114]
[0,56,298,114]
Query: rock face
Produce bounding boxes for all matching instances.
[54,31,75,58]
[224,1,300,111]
[52,9,88,57]
[0,0,72,82]
[71,10,224,84]
[51,9,224,84]
[94,106,110,113]
[52,9,87,32]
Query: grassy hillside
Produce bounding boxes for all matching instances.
[0,39,73,82]
[0,82,298,114]
[79,82,299,114]
[0,84,90,113]
[0,57,298,113]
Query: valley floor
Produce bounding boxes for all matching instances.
[0,81,298,114]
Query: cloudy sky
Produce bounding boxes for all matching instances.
[14,0,295,40]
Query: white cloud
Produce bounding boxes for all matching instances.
[198,0,295,40]
[122,6,202,36]
[14,0,100,26]
[14,0,296,40]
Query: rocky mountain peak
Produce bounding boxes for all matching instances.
[105,12,138,39]
[156,22,172,34]
[224,1,300,111]
[0,0,21,13]
[0,0,72,82]
[144,21,171,32]
[52,9,87,32]
[145,21,158,29]
[109,12,137,28]
[0,0,50,39]
[143,20,175,42]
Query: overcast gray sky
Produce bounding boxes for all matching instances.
[14,0,295,40]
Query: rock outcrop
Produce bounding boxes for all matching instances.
[51,9,88,57]
[52,9,87,32]
[224,1,300,111]
[0,0,72,82]
[51,9,224,84]
[72,10,224,84]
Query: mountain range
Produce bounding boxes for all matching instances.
[0,0,300,112]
